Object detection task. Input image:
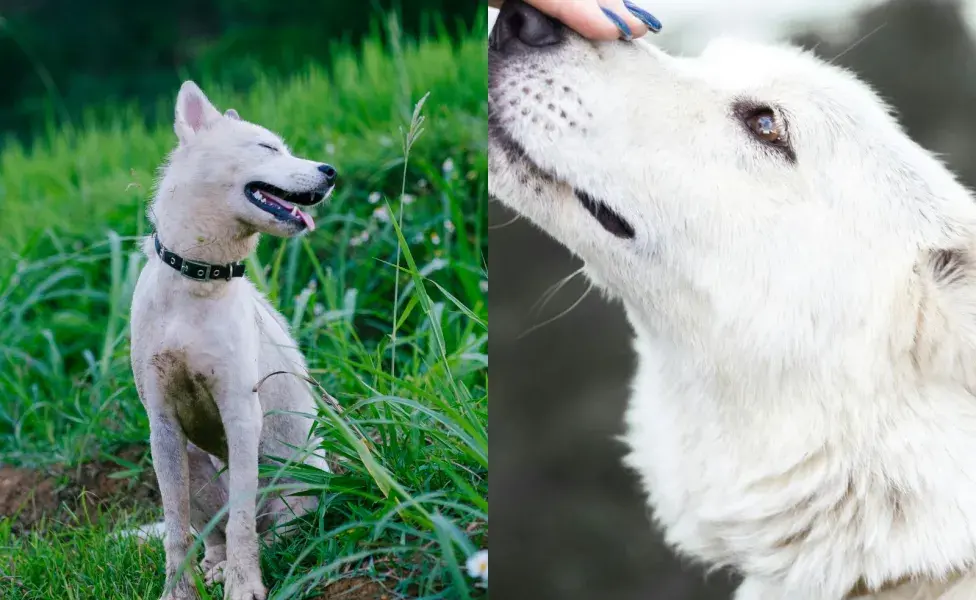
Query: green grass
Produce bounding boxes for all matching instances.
[0,13,487,600]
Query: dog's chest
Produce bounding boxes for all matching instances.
[622,349,976,593]
[151,349,228,461]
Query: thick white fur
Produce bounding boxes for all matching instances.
[130,81,332,600]
[489,29,976,600]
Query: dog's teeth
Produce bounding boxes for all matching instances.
[291,206,298,216]
[254,191,263,200]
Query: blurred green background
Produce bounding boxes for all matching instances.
[0,0,479,141]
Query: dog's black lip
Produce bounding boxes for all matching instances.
[575,189,635,239]
[246,181,325,207]
[489,114,556,186]
[244,181,326,226]
[489,109,636,241]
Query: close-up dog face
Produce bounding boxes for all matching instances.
[166,82,337,239]
[489,1,976,356]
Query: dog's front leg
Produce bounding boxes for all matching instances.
[149,410,198,600]
[218,381,267,600]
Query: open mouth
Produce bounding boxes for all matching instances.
[245,182,329,231]
[575,190,635,239]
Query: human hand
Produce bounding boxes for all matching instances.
[487,0,661,41]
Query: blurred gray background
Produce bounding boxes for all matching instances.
[490,1,976,598]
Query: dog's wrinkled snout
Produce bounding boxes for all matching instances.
[318,163,337,185]
[490,0,563,53]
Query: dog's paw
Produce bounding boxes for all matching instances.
[223,571,267,600]
[159,576,200,600]
[223,583,267,600]
[200,543,226,581]
[204,560,226,586]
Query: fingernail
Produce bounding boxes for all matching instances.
[601,7,633,41]
[623,1,663,33]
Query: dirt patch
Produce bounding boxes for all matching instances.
[312,577,390,600]
[0,444,158,533]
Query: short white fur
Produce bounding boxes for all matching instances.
[131,81,334,600]
[489,32,976,600]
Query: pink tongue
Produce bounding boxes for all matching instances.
[265,191,315,231]
[297,209,315,231]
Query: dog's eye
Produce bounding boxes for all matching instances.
[258,143,279,153]
[745,109,783,143]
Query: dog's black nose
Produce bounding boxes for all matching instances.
[318,164,337,184]
[490,0,563,53]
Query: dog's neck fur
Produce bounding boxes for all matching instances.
[618,250,976,598]
[151,174,259,267]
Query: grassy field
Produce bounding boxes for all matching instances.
[0,15,487,600]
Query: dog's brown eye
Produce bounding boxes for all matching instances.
[746,110,782,143]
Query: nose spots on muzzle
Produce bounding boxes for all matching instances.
[493,68,591,137]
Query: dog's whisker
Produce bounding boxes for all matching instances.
[531,266,586,315]
[829,22,886,64]
[488,212,522,229]
[518,281,594,340]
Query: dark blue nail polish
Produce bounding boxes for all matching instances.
[623,0,663,33]
[601,7,633,41]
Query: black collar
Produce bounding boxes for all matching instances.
[153,235,246,281]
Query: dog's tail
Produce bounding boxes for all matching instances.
[111,520,166,544]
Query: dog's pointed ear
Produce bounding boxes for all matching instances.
[912,246,976,376]
[174,81,221,144]
[224,108,240,120]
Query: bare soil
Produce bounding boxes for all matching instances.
[0,444,158,533]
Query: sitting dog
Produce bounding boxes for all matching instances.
[490,2,976,598]
[130,81,335,600]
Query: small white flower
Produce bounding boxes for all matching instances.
[418,179,428,190]
[444,219,455,233]
[442,158,455,176]
[412,232,425,244]
[402,193,415,206]
[373,206,391,223]
[466,550,488,583]
[368,191,382,204]
[349,230,371,247]
[313,303,324,316]
[430,232,441,245]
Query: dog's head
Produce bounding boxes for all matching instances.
[159,81,336,238]
[489,1,976,358]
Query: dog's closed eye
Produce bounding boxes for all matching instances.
[258,143,280,153]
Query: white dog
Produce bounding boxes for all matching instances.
[489,2,976,599]
[130,81,335,600]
